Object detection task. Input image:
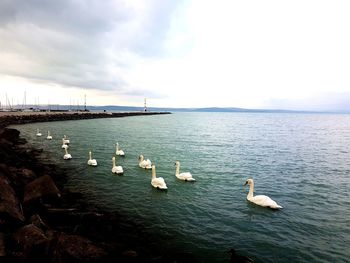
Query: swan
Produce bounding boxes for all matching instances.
[36,129,42,137]
[175,161,195,181]
[115,142,125,156]
[151,165,167,190]
[139,154,152,169]
[61,138,69,149]
[111,156,123,175]
[46,131,52,140]
[62,135,70,144]
[87,151,97,166]
[63,147,72,160]
[244,179,282,209]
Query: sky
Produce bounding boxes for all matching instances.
[0,0,350,111]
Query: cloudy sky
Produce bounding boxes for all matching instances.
[0,0,350,111]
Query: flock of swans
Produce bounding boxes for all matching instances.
[35,128,283,209]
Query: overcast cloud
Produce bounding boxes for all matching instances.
[0,0,182,94]
[1,0,350,110]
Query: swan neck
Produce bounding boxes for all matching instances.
[152,167,156,179]
[89,151,92,160]
[139,155,144,163]
[247,182,254,199]
[112,157,116,167]
[64,148,68,155]
[175,163,180,175]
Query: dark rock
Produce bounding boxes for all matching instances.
[229,249,254,263]
[150,252,199,263]
[2,166,37,193]
[30,214,48,231]
[52,233,107,263]
[24,175,61,204]
[0,128,20,143]
[0,232,5,257]
[12,224,50,262]
[0,175,25,227]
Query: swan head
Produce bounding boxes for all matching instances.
[244,178,254,186]
[175,161,180,166]
[139,154,144,161]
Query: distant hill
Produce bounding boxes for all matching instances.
[87,105,310,113]
[11,104,317,113]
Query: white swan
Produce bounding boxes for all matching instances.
[87,151,97,166]
[61,138,69,149]
[244,179,282,209]
[111,156,123,175]
[115,142,125,156]
[46,131,52,140]
[139,154,152,169]
[36,129,42,137]
[151,165,167,190]
[62,135,70,144]
[63,147,72,160]
[175,161,195,181]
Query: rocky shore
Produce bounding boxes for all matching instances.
[0,112,200,263]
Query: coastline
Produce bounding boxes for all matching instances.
[0,111,200,263]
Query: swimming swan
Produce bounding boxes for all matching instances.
[244,179,282,209]
[139,154,152,169]
[111,156,123,175]
[61,138,69,149]
[46,131,52,140]
[175,161,195,181]
[115,142,125,156]
[36,129,42,137]
[87,151,97,166]
[62,135,70,144]
[151,165,167,190]
[63,148,72,160]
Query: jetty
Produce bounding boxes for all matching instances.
[0,111,170,128]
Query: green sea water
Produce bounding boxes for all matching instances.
[14,112,350,262]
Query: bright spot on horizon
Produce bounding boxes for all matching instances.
[0,0,350,111]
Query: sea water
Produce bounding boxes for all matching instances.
[14,112,350,262]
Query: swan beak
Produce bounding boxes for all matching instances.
[244,181,248,186]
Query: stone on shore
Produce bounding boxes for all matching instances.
[0,232,5,257]
[52,233,107,262]
[12,224,50,261]
[0,175,25,226]
[24,175,61,204]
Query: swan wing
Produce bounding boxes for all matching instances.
[112,166,123,174]
[140,160,152,169]
[250,195,282,209]
[63,154,72,160]
[88,159,98,166]
[152,177,167,189]
[177,172,195,181]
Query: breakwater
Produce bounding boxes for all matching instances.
[0,111,170,128]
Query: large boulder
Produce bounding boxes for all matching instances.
[52,233,107,262]
[24,175,61,204]
[0,232,5,257]
[12,224,50,261]
[0,128,20,143]
[0,175,25,227]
